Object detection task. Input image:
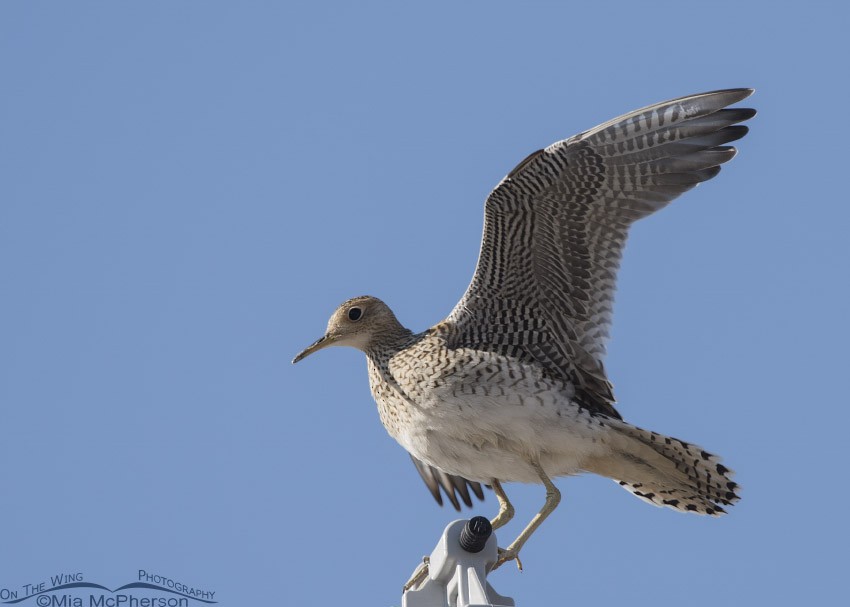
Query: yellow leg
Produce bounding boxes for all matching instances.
[491,462,561,572]
[489,479,515,530]
[405,479,521,591]
[406,479,518,591]
[403,556,429,592]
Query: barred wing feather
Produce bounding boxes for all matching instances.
[446,89,755,415]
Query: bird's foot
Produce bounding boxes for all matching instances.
[403,556,430,592]
[491,547,523,572]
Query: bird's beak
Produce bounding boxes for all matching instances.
[292,334,332,364]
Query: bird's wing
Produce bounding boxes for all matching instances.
[447,89,755,413]
[409,455,486,510]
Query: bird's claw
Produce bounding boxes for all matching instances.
[491,547,523,572]
[403,556,430,592]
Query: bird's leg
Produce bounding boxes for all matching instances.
[491,462,561,572]
[489,479,515,530]
[404,480,516,592]
[403,556,430,592]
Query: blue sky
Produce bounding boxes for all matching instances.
[2,2,848,606]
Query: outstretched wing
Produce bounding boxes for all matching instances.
[410,455,486,510]
[447,89,755,414]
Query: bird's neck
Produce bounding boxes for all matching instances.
[364,326,416,362]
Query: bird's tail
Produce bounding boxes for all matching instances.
[584,419,740,516]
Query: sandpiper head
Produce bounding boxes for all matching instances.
[292,295,403,363]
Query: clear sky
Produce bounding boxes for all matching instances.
[2,2,848,606]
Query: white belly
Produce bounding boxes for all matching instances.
[374,349,614,483]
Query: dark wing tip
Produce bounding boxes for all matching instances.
[469,480,486,501]
[735,107,757,121]
[700,87,754,104]
[410,455,487,510]
[409,455,444,506]
[723,124,750,143]
[434,468,462,510]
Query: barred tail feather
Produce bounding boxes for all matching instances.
[586,420,740,516]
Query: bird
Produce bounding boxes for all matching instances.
[293,89,754,584]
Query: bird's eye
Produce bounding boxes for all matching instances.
[348,307,363,321]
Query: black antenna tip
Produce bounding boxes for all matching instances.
[459,516,492,553]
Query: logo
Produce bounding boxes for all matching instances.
[0,571,216,607]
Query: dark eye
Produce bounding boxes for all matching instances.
[348,307,362,321]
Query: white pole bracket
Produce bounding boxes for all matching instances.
[402,517,515,607]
